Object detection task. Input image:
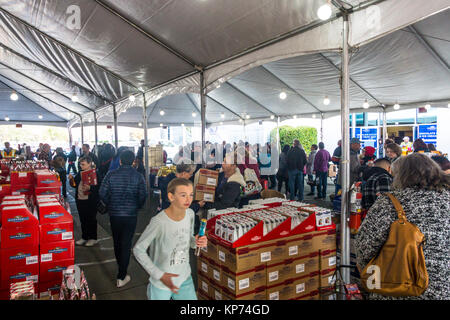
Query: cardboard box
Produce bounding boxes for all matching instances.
[197,274,213,299]
[34,171,60,188]
[266,259,296,286]
[216,241,261,272]
[289,252,320,279]
[1,205,39,229]
[221,264,266,296]
[292,272,320,299]
[283,232,316,259]
[319,268,337,288]
[201,234,218,261]
[209,258,222,286]
[266,279,294,300]
[34,186,61,197]
[194,169,219,187]
[39,222,74,244]
[10,171,34,186]
[319,249,337,270]
[195,185,215,202]
[197,290,210,300]
[221,286,266,300]
[38,202,72,225]
[0,246,39,270]
[313,228,337,252]
[0,264,39,290]
[39,240,75,263]
[211,284,224,301]
[0,225,39,249]
[39,258,75,283]
[294,290,320,300]
[11,184,34,197]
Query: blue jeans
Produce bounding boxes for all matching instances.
[288,169,304,201]
[147,276,197,300]
[317,171,328,198]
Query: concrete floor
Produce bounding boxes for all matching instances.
[70,177,336,300]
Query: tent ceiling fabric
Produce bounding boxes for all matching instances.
[0,0,448,128]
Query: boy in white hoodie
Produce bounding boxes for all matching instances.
[133,178,207,300]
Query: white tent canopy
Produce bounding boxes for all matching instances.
[0,0,447,128]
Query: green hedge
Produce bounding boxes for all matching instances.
[271,126,318,152]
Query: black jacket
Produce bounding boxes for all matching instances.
[68,150,77,162]
[70,170,100,203]
[212,171,244,210]
[287,146,307,171]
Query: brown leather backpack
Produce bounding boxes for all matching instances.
[360,193,428,297]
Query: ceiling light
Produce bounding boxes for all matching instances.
[181,123,185,127]
[138,122,142,127]
[246,115,250,119]
[217,84,221,89]
[192,112,197,118]
[160,123,163,127]
[221,113,225,119]
[447,103,450,108]
[5,116,10,121]
[129,95,136,102]
[323,96,330,106]
[160,110,165,116]
[239,119,243,123]
[363,100,370,109]
[71,94,78,103]
[312,114,316,118]
[293,115,297,119]
[279,92,287,100]
[393,103,400,110]
[38,115,43,119]
[424,104,431,110]
[220,122,223,125]
[10,92,18,101]
[317,3,332,21]
[270,115,275,120]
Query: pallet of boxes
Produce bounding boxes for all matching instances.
[194,169,219,204]
[196,198,337,300]
[0,160,78,300]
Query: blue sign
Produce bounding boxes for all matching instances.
[418,125,437,146]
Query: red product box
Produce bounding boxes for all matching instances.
[0,225,39,249]
[1,205,39,229]
[10,171,34,186]
[34,171,60,188]
[0,290,9,300]
[0,185,12,198]
[38,279,62,299]
[39,258,74,283]
[34,186,61,197]
[81,169,97,186]
[38,202,72,225]
[39,240,75,263]
[0,264,39,290]
[39,222,74,244]
[11,184,34,197]
[0,246,39,270]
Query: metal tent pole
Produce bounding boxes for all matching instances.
[143,93,150,190]
[383,108,387,157]
[200,71,206,167]
[94,112,99,155]
[113,104,119,149]
[80,115,84,145]
[320,113,324,142]
[277,116,281,151]
[340,14,351,286]
[68,124,73,149]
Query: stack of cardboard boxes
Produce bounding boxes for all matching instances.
[194,169,219,203]
[197,200,336,300]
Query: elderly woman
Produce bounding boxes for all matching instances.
[356,153,450,300]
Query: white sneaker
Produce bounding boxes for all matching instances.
[84,239,98,247]
[75,239,87,246]
[116,275,131,288]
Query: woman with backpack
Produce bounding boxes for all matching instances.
[355,153,450,299]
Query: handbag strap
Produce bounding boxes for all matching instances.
[386,193,407,223]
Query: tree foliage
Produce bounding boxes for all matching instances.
[271,125,317,152]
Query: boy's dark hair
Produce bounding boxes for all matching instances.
[83,144,90,149]
[79,156,93,164]
[318,142,324,150]
[167,178,193,195]
[120,150,135,165]
[374,158,391,168]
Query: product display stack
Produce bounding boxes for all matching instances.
[197,199,336,300]
[194,169,219,203]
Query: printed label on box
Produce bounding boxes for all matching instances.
[269,271,279,282]
[261,251,271,262]
[206,178,217,186]
[296,283,305,294]
[228,278,235,290]
[239,278,250,290]
[61,232,73,240]
[289,245,298,256]
[202,281,208,293]
[215,290,222,300]
[26,275,38,283]
[41,253,53,263]
[269,292,279,300]
[203,193,213,202]
[296,263,305,274]
[26,256,38,265]
[218,250,225,262]
[19,172,27,178]
[329,256,336,266]
[213,270,220,282]
[201,262,208,273]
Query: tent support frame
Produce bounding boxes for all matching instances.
[94,111,99,155]
[80,115,84,144]
[113,104,119,149]
[143,93,150,190]
[200,71,207,167]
